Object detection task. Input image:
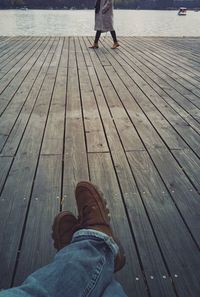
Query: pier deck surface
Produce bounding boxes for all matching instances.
[0,36,200,297]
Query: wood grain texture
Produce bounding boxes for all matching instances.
[0,37,200,297]
[172,148,200,192]
[127,150,200,297]
[0,156,13,192]
[88,152,149,297]
[14,155,62,285]
[0,37,63,289]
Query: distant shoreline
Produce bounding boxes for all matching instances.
[0,8,199,11]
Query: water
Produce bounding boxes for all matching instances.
[0,9,200,36]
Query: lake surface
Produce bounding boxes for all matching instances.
[0,9,200,36]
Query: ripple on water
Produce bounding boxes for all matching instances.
[0,9,200,36]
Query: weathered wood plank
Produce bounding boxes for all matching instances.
[41,37,68,155]
[0,38,41,87]
[127,150,200,297]
[76,45,109,152]
[136,37,200,71]
[0,38,63,289]
[86,37,165,151]
[14,155,62,285]
[81,37,177,297]
[0,38,57,157]
[75,38,109,154]
[129,37,200,86]
[0,37,14,52]
[111,38,200,123]
[0,37,21,53]
[62,37,89,214]
[0,37,199,297]
[121,38,200,105]
[0,156,13,192]
[148,148,200,245]
[0,38,47,114]
[102,38,200,155]
[0,38,53,152]
[0,38,32,72]
[155,38,200,64]
[12,38,62,158]
[101,44,200,156]
[89,152,149,297]
[105,64,188,150]
[0,154,38,289]
[172,148,200,192]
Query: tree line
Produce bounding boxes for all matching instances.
[0,0,199,9]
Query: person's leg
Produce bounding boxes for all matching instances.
[0,229,127,297]
[110,30,119,49]
[95,30,102,44]
[102,279,128,297]
[110,30,117,43]
[89,30,101,48]
[0,181,126,297]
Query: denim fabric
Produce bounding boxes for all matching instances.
[0,229,127,297]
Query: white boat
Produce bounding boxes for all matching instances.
[178,7,187,15]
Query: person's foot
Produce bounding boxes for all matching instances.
[75,181,126,272]
[89,43,99,49]
[52,211,79,250]
[111,42,119,49]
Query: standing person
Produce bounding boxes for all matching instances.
[90,0,119,49]
[0,181,127,297]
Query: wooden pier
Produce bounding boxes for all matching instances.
[0,36,200,297]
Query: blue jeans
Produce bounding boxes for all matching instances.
[0,229,127,297]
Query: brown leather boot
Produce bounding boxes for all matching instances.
[52,211,79,250]
[89,43,99,49]
[111,42,119,49]
[75,181,126,272]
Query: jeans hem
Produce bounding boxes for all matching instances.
[72,229,119,257]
